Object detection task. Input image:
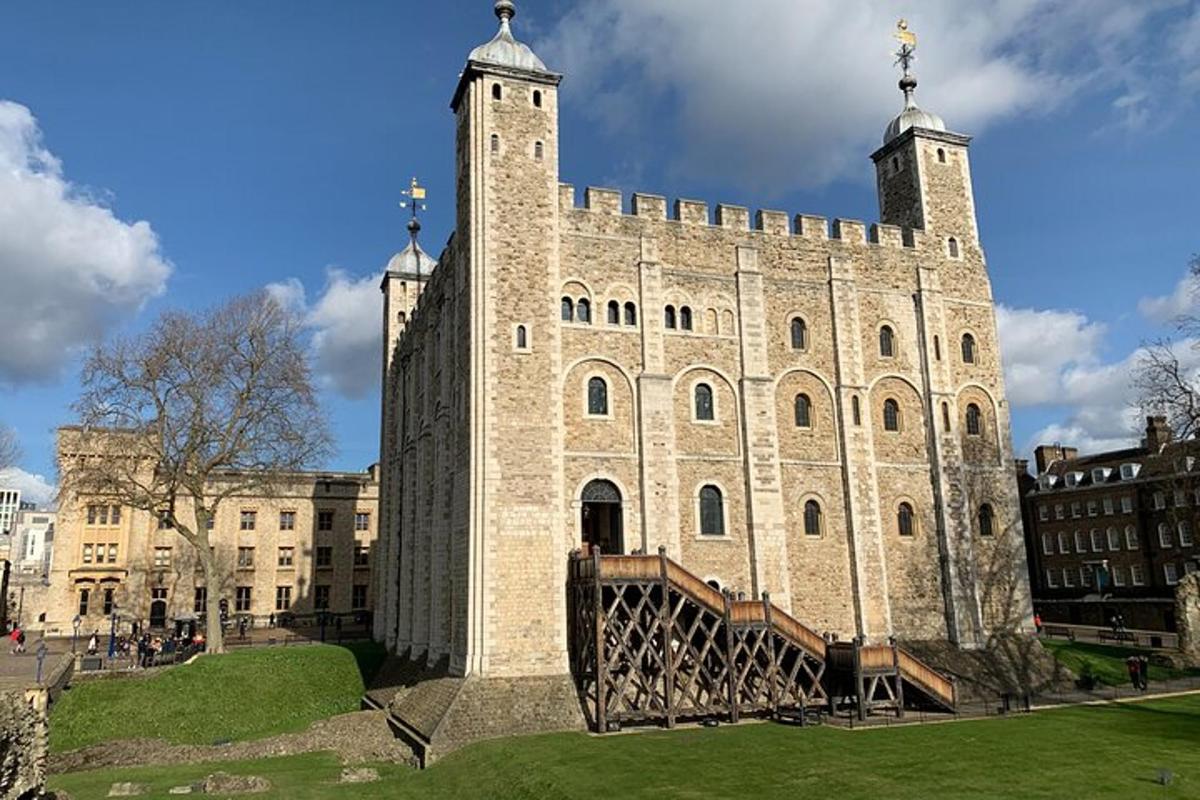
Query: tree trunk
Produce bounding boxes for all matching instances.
[194,527,225,655]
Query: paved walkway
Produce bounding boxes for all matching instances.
[0,636,72,690]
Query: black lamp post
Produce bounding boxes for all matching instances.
[71,614,81,654]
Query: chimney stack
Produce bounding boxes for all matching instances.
[1034,444,1078,474]
[1145,415,1173,452]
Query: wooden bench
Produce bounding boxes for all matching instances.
[1042,626,1074,640]
[1098,630,1136,644]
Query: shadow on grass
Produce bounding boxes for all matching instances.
[334,640,387,688]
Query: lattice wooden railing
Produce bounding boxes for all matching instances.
[568,547,828,731]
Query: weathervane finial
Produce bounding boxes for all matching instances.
[893,19,919,106]
[399,176,428,245]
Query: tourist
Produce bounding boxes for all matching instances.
[9,625,21,655]
[238,616,248,640]
[1033,612,1042,634]
[268,612,275,629]
[1138,654,1150,691]
[87,630,99,655]
[1126,656,1140,691]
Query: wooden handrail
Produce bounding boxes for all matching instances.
[858,644,895,671]
[765,605,827,659]
[897,648,955,706]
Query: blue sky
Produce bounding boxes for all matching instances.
[1,1,1199,504]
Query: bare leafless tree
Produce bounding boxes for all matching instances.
[64,292,332,653]
[0,424,17,472]
[1135,255,1200,439]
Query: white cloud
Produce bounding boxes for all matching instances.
[996,305,1106,407]
[267,270,382,399]
[538,0,1196,192]
[0,467,57,508]
[0,100,171,385]
[1138,269,1200,324]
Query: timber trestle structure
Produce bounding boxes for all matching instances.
[567,548,956,732]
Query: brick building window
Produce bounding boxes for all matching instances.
[316,546,333,568]
[1058,532,1069,554]
[1103,497,1114,515]
[354,545,370,567]
[354,512,370,532]
[1087,501,1097,517]
[897,503,915,537]
[883,399,901,432]
[1159,523,1173,548]
[194,587,207,614]
[804,500,822,537]
[1121,496,1133,513]
[1125,526,1139,550]
[237,547,255,569]
[279,511,296,531]
[1041,534,1053,555]
[790,317,808,351]
[106,544,119,563]
[794,394,811,429]
[699,485,725,536]
[1071,502,1081,519]
[879,325,896,358]
[1074,531,1087,553]
[1062,568,1075,588]
[352,584,368,610]
[1090,529,1104,552]
[1107,527,1121,551]
[154,547,171,568]
[278,547,294,567]
[275,586,292,611]
[1180,521,1194,547]
[235,586,252,613]
[1154,492,1166,510]
[1080,565,1093,588]
[1039,505,1049,522]
[1055,504,1064,520]
[317,510,334,531]
[1044,569,1058,589]
[1112,567,1126,587]
[1131,565,1146,585]
[1165,563,1180,585]
[314,585,330,610]
[1175,490,1188,508]
[240,510,257,531]
[158,512,174,530]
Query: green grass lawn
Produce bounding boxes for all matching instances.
[49,642,384,752]
[50,693,1200,799]
[1041,639,1200,687]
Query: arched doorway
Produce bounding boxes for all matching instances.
[581,479,623,554]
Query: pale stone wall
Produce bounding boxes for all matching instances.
[376,55,1033,678]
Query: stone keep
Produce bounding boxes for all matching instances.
[375,3,1034,680]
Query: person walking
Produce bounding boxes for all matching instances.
[1126,656,1141,691]
[1033,612,1043,634]
[87,630,99,656]
[9,625,21,655]
[1137,654,1151,691]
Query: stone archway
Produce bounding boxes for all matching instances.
[581,479,623,554]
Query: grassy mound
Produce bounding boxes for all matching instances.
[50,642,383,753]
[1041,640,1200,687]
[50,694,1200,799]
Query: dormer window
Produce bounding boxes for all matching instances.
[1091,467,1111,484]
[1065,472,1083,488]
[1119,463,1141,480]
[1039,475,1059,490]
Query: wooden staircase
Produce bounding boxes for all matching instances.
[567,548,955,731]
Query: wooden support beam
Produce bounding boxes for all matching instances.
[722,590,739,724]
[658,546,676,728]
[893,641,905,719]
[593,548,607,733]
[762,592,780,715]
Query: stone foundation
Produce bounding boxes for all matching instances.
[0,690,47,800]
[379,653,586,765]
[1176,574,1200,667]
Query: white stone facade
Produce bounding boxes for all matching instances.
[376,9,1034,679]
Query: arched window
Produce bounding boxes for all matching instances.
[978,504,994,537]
[490,133,500,154]
[794,394,812,428]
[699,485,724,536]
[576,298,591,324]
[961,333,976,364]
[803,500,822,537]
[721,310,735,335]
[533,89,542,108]
[883,399,901,432]
[560,297,574,321]
[790,317,808,350]
[587,377,608,416]
[891,156,900,173]
[664,305,677,330]
[492,83,502,100]
[515,325,528,349]
[680,306,693,331]
[879,325,895,358]
[624,302,637,326]
[694,383,714,421]
[948,237,960,258]
[705,308,718,334]
[534,141,544,161]
[852,396,862,426]
[606,300,620,325]
[937,148,946,163]
[966,403,982,436]
[942,402,951,432]
[898,502,915,536]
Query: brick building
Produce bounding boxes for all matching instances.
[374,0,1032,692]
[45,427,379,636]
[1020,416,1200,633]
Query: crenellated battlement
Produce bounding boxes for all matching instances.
[559,183,922,251]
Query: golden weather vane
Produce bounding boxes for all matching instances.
[399,176,427,223]
[893,18,917,77]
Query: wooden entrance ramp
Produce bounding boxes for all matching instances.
[567,548,956,731]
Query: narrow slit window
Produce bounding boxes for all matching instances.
[879,325,895,358]
[624,302,637,326]
[607,300,620,325]
[515,325,528,349]
[978,504,994,537]
[966,403,982,436]
[492,83,502,100]
[490,133,500,154]
[680,306,693,331]
[804,500,822,536]
[883,399,901,432]
[948,237,960,258]
[898,503,915,536]
[852,396,862,426]
[560,297,573,321]
[664,305,676,329]
[534,140,544,161]
[961,333,977,364]
[790,317,808,350]
[533,89,542,107]
[794,394,812,428]
[576,298,591,323]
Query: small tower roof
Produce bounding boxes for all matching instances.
[467,1,548,73]
[882,20,947,145]
[386,218,437,280]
